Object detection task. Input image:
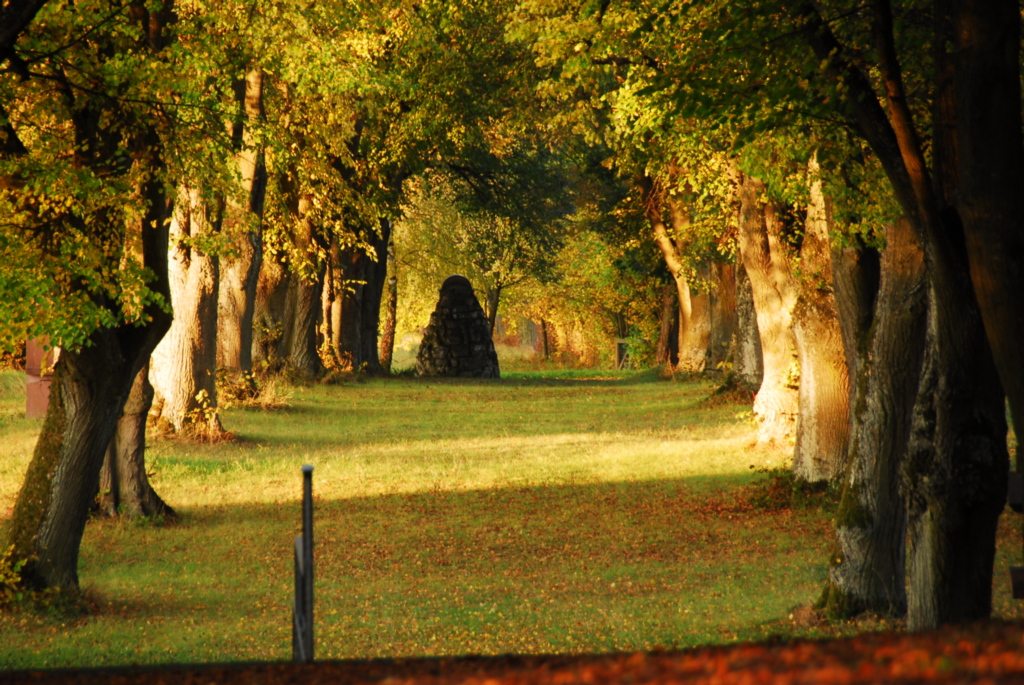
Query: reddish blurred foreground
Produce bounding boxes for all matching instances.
[6,620,1024,685]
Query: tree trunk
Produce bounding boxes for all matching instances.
[791,158,850,483]
[951,0,1024,461]
[485,285,501,337]
[736,174,799,444]
[5,332,161,589]
[281,264,324,378]
[819,218,925,619]
[252,249,289,368]
[357,217,391,372]
[150,187,223,436]
[676,273,710,373]
[99,361,174,519]
[904,234,1009,630]
[655,284,677,366]
[830,242,881,414]
[731,261,763,388]
[708,262,736,370]
[379,236,398,373]
[217,70,267,383]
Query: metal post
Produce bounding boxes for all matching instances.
[293,464,314,662]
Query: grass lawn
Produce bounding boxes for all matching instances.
[0,367,1021,669]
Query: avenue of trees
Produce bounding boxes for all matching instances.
[1,0,1022,635]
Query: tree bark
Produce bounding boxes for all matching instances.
[791,157,850,483]
[905,268,1008,629]
[99,361,174,519]
[358,217,391,372]
[379,236,398,373]
[331,218,391,372]
[819,218,925,619]
[217,70,267,382]
[655,284,678,366]
[950,0,1024,469]
[252,248,289,368]
[708,262,736,370]
[736,174,799,444]
[731,261,763,388]
[485,285,502,337]
[150,187,223,436]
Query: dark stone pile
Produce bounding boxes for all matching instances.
[416,275,500,378]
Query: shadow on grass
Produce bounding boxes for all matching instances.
[14,475,836,668]
[10,474,1021,670]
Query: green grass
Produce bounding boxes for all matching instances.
[0,368,1020,669]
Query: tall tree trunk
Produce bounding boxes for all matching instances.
[252,249,289,368]
[324,236,343,366]
[332,218,390,372]
[280,195,324,378]
[708,262,736,370]
[675,273,710,373]
[950,0,1024,462]
[99,361,174,519]
[819,218,925,619]
[791,158,850,483]
[736,174,799,444]
[905,268,1008,629]
[379,236,398,373]
[655,284,677,366]
[150,187,224,436]
[731,261,763,388]
[357,218,391,372]
[217,70,267,383]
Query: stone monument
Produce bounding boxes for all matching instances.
[416,275,500,378]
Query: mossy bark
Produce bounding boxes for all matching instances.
[904,274,1008,630]
[3,325,168,589]
[821,218,926,619]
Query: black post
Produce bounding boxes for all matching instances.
[293,464,314,662]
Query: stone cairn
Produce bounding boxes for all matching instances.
[416,275,500,378]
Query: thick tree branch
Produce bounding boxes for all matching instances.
[870,0,942,235]
[790,2,922,236]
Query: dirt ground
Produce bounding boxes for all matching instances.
[5,620,1024,684]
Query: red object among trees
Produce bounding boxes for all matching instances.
[24,338,53,419]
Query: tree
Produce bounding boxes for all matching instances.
[0,0,178,589]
